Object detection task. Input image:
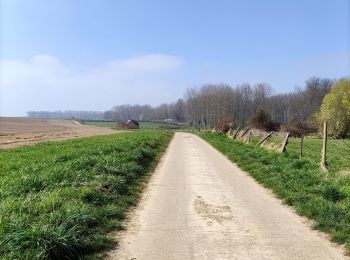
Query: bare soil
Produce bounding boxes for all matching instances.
[0,117,118,149]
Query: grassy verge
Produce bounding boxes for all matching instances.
[197,132,350,252]
[247,134,350,174]
[0,131,173,259]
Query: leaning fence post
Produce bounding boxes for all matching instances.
[258,132,272,147]
[247,131,252,144]
[300,136,304,158]
[320,121,328,172]
[279,132,290,153]
[233,127,241,139]
[226,127,234,139]
[240,128,251,140]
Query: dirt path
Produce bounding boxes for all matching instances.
[108,132,348,260]
[0,117,118,149]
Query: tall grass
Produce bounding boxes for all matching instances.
[0,131,173,259]
[198,132,350,252]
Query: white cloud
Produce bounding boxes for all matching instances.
[0,54,183,116]
[1,51,348,116]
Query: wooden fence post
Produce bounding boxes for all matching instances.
[226,127,234,139]
[258,132,272,146]
[300,136,304,158]
[321,121,328,172]
[240,128,251,139]
[247,131,252,144]
[279,132,290,153]
[233,127,241,139]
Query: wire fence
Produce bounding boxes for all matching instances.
[223,126,350,173]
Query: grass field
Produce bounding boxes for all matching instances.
[198,132,350,252]
[81,120,187,130]
[80,120,121,129]
[0,131,173,259]
[139,121,166,129]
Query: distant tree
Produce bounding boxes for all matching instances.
[173,99,186,122]
[282,114,317,137]
[248,109,280,131]
[320,79,350,138]
[27,110,104,120]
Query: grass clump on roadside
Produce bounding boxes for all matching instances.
[197,132,350,252]
[0,131,173,259]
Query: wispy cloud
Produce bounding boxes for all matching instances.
[1,50,348,116]
[0,54,183,116]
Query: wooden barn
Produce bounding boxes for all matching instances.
[124,120,139,129]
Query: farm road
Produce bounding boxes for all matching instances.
[108,132,347,259]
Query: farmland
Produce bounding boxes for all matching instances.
[0,117,117,149]
[198,131,350,252]
[80,120,121,129]
[0,131,173,259]
[81,120,187,130]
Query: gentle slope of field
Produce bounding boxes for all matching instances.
[81,120,187,130]
[0,117,117,149]
[198,132,350,253]
[109,132,347,259]
[0,131,173,259]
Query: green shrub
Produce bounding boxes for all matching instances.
[320,79,350,138]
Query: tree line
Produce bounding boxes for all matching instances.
[100,76,334,127]
[27,111,104,120]
[185,77,333,128]
[28,77,346,133]
[103,99,185,122]
[28,100,186,122]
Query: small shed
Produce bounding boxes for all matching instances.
[124,120,139,129]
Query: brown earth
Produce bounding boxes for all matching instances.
[0,117,119,149]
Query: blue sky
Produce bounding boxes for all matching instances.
[1,0,349,116]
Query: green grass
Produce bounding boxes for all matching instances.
[139,121,165,129]
[248,134,350,174]
[140,121,187,129]
[0,131,173,259]
[80,120,123,130]
[198,132,350,252]
[81,120,187,130]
